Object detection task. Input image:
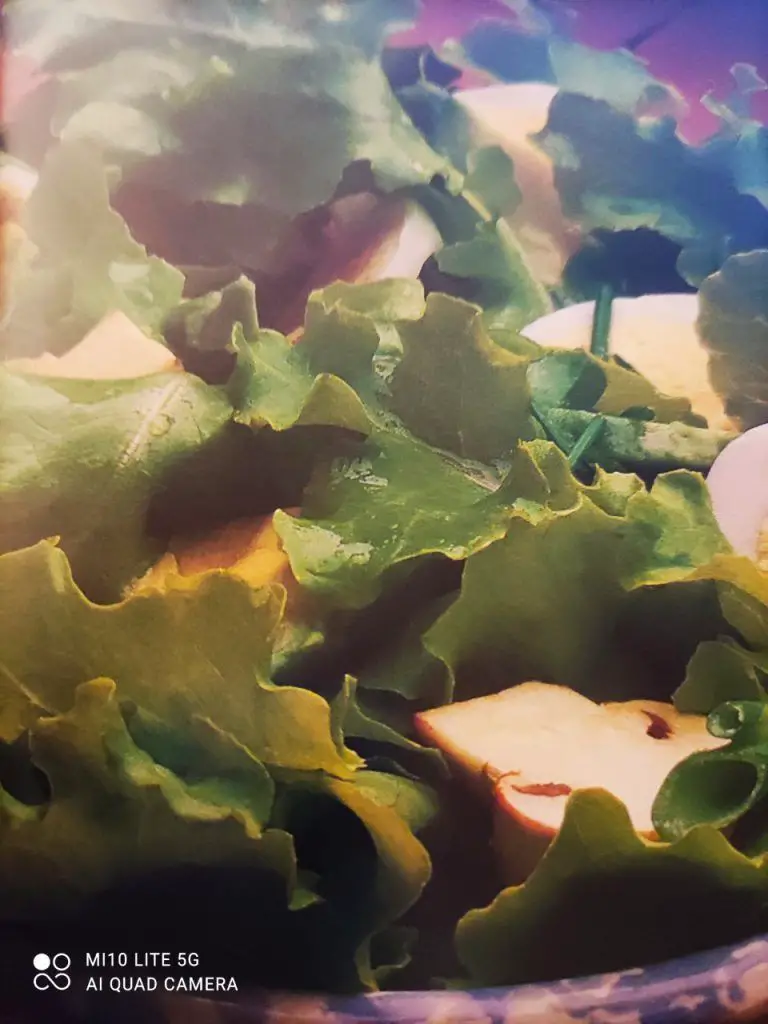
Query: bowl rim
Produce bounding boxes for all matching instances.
[195,931,768,1022]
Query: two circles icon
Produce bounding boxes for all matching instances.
[33,953,71,991]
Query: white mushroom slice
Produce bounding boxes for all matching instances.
[415,682,725,884]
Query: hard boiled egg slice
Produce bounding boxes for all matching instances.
[707,425,768,569]
[522,294,733,430]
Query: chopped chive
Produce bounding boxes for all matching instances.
[530,399,573,453]
[590,284,614,359]
[568,415,607,469]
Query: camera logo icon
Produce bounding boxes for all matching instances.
[33,953,72,991]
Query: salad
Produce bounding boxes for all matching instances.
[2,0,768,998]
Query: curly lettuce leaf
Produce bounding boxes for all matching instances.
[656,559,768,847]
[697,249,768,430]
[301,277,426,394]
[674,640,768,715]
[332,676,446,776]
[426,455,733,702]
[389,294,537,462]
[273,770,431,991]
[416,152,552,335]
[453,19,685,116]
[435,219,552,335]
[562,227,697,302]
[382,43,472,173]
[331,774,432,975]
[162,273,259,368]
[533,93,768,287]
[699,64,768,210]
[451,22,767,293]
[533,407,734,474]
[273,442,577,714]
[0,673,431,992]
[0,540,355,777]
[381,43,554,330]
[0,298,376,605]
[652,700,768,846]
[0,141,184,358]
[11,0,458,242]
[274,433,495,610]
[0,367,234,601]
[11,0,422,81]
[0,677,292,919]
[229,326,371,435]
[456,790,768,987]
[0,536,434,992]
[528,346,702,427]
[274,428,530,611]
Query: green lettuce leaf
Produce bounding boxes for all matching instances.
[271,770,431,991]
[526,349,606,413]
[531,407,734,473]
[0,672,430,992]
[527,347,700,431]
[699,64,768,210]
[697,249,768,429]
[425,455,732,702]
[462,146,523,220]
[324,775,431,989]
[0,677,293,919]
[383,43,472,173]
[435,220,552,335]
[654,552,768,850]
[389,294,537,462]
[228,326,371,435]
[430,145,551,334]
[162,273,259,358]
[0,537,435,992]
[453,19,684,116]
[0,141,184,358]
[674,639,768,714]
[274,429,524,610]
[533,93,768,287]
[274,442,577,715]
[11,0,421,65]
[11,1,458,279]
[332,676,446,775]
[453,23,768,293]
[653,700,768,846]
[0,540,356,777]
[301,277,426,394]
[0,368,233,601]
[29,9,457,204]
[456,790,768,987]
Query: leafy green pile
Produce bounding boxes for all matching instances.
[441,12,768,297]
[4,0,768,998]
